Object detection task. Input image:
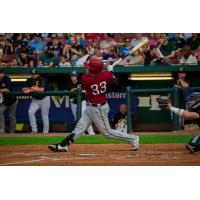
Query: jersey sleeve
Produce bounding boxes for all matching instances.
[106,71,116,83]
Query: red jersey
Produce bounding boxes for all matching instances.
[81,71,115,104]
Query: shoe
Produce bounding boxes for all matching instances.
[131,135,139,151]
[185,144,197,154]
[31,131,37,134]
[48,144,68,152]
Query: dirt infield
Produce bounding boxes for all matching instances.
[0,144,200,166]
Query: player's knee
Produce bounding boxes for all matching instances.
[28,109,35,116]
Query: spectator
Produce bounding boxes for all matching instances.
[131,33,148,48]
[63,36,84,65]
[111,104,127,134]
[0,69,17,133]
[123,49,144,66]
[59,55,71,67]
[149,33,161,46]
[39,46,60,67]
[179,45,197,65]
[144,46,166,65]
[47,34,63,57]
[1,39,15,63]
[75,48,90,66]
[18,50,35,67]
[29,33,46,55]
[102,46,117,60]
[157,33,175,58]
[22,68,50,134]
[170,33,186,51]
[118,38,132,57]
[174,67,192,108]
[194,45,200,64]
[100,33,116,52]
[186,33,200,51]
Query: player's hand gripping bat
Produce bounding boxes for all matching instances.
[106,38,149,71]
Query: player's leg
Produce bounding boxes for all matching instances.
[82,100,95,135]
[28,99,40,133]
[48,107,92,152]
[0,104,7,133]
[40,96,50,133]
[7,101,17,133]
[70,102,77,120]
[89,104,139,150]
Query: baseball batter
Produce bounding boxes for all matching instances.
[22,68,50,133]
[48,56,139,152]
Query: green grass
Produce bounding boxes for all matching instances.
[0,135,195,146]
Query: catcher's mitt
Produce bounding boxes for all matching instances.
[156,97,171,109]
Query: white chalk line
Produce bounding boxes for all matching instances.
[0,152,101,166]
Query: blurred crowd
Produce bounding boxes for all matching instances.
[0,33,200,68]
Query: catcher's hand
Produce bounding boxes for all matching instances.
[156,97,171,109]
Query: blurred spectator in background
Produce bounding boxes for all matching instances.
[170,33,186,51]
[100,33,116,52]
[174,67,192,108]
[1,39,15,63]
[18,50,35,67]
[46,34,63,57]
[63,36,84,66]
[123,49,144,66]
[17,39,35,56]
[39,46,60,67]
[1,39,17,67]
[75,48,90,66]
[194,45,200,64]
[59,55,71,67]
[149,33,161,46]
[29,34,46,55]
[119,38,132,57]
[186,33,200,51]
[181,33,192,41]
[179,45,197,65]
[131,33,148,47]
[111,103,127,134]
[144,46,166,65]
[0,69,17,133]
[157,33,175,58]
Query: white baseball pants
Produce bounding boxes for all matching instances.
[72,103,137,141]
[28,96,50,133]
[71,100,95,135]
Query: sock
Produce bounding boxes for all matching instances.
[60,133,75,147]
[169,106,185,116]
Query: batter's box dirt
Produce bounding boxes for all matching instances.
[0,144,200,166]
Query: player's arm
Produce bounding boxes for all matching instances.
[0,78,12,93]
[31,79,46,92]
[22,79,32,94]
[168,103,200,119]
[108,72,119,85]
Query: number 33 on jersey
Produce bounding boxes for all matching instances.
[81,71,116,104]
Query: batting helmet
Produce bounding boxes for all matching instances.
[84,57,104,74]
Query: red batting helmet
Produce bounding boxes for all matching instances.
[84,57,104,74]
